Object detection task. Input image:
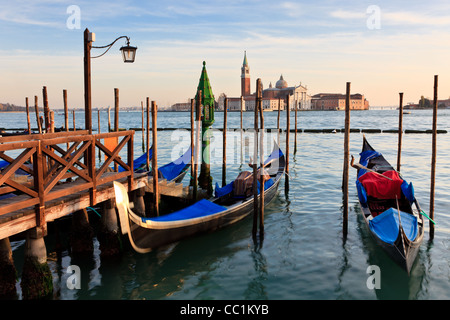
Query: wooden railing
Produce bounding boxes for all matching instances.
[0,130,135,228]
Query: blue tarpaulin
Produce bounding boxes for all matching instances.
[158,147,191,181]
[142,198,226,222]
[368,208,418,244]
[357,150,381,178]
[118,148,153,173]
[119,147,191,182]
[215,181,234,198]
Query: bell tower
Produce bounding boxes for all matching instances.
[241,51,250,96]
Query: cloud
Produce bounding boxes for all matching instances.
[330,9,366,20]
[383,11,450,26]
[280,2,303,17]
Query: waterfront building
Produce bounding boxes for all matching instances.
[218,52,310,111]
[311,93,369,110]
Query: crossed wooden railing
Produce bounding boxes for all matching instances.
[0,130,135,229]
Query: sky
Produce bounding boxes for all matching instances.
[1,0,450,109]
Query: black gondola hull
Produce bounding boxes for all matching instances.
[131,176,281,250]
[356,137,424,274]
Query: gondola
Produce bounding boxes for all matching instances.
[352,136,424,274]
[113,142,285,253]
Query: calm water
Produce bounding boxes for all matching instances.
[3,109,450,300]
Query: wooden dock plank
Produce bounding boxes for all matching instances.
[0,172,147,240]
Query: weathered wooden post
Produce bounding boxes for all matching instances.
[258,79,265,237]
[222,98,228,187]
[277,97,281,145]
[146,97,150,171]
[193,92,202,202]
[63,90,69,132]
[42,86,50,133]
[252,79,261,238]
[190,98,195,183]
[21,229,53,299]
[285,97,290,193]
[70,208,94,255]
[397,92,404,172]
[72,109,76,131]
[0,238,17,298]
[63,90,69,149]
[114,88,119,172]
[342,82,351,239]
[97,109,101,161]
[240,95,244,166]
[429,75,438,240]
[99,198,121,257]
[107,106,111,132]
[252,78,262,238]
[34,96,42,134]
[294,95,298,155]
[151,101,159,216]
[49,110,55,133]
[25,97,31,134]
[141,101,145,153]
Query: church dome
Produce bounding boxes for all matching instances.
[275,75,288,89]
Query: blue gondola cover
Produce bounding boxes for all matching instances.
[142,199,226,222]
[368,208,418,244]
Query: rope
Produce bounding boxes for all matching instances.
[87,206,101,218]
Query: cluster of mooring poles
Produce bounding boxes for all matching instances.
[342,76,439,241]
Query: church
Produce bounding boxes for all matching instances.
[219,52,311,111]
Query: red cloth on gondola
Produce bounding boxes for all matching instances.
[358,170,403,199]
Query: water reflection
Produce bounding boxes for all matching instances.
[353,203,426,300]
[244,242,268,299]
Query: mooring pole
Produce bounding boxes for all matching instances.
[63,90,69,148]
[114,88,119,172]
[146,97,150,171]
[285,97,290,193]
[25,97,31,134]
[193,92,202,202]
[190,98,195,183]
[430,75,438,240]
[343,82,351,239]
[83,28,93,134]
[141,101,145,153]
[222,98,228,187]
[397,92,404,172]
[258,79,265,237]
[294,95,298,155]
[63,90,69,131]
[107,106,111,132]
[42,86,50,133]
[252,79,260,238]
[277,97,281,145]
[97,109,101,161]
[73,109,76,131]
[240,95,244,166]
[34,96,42,134]
[152,101,159,216]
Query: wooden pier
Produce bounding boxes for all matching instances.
[0,130,146,239]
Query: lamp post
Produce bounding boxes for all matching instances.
[83,28,137,134]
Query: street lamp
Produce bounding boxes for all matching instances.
[83,28,137,134]
[120,40,137,63]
